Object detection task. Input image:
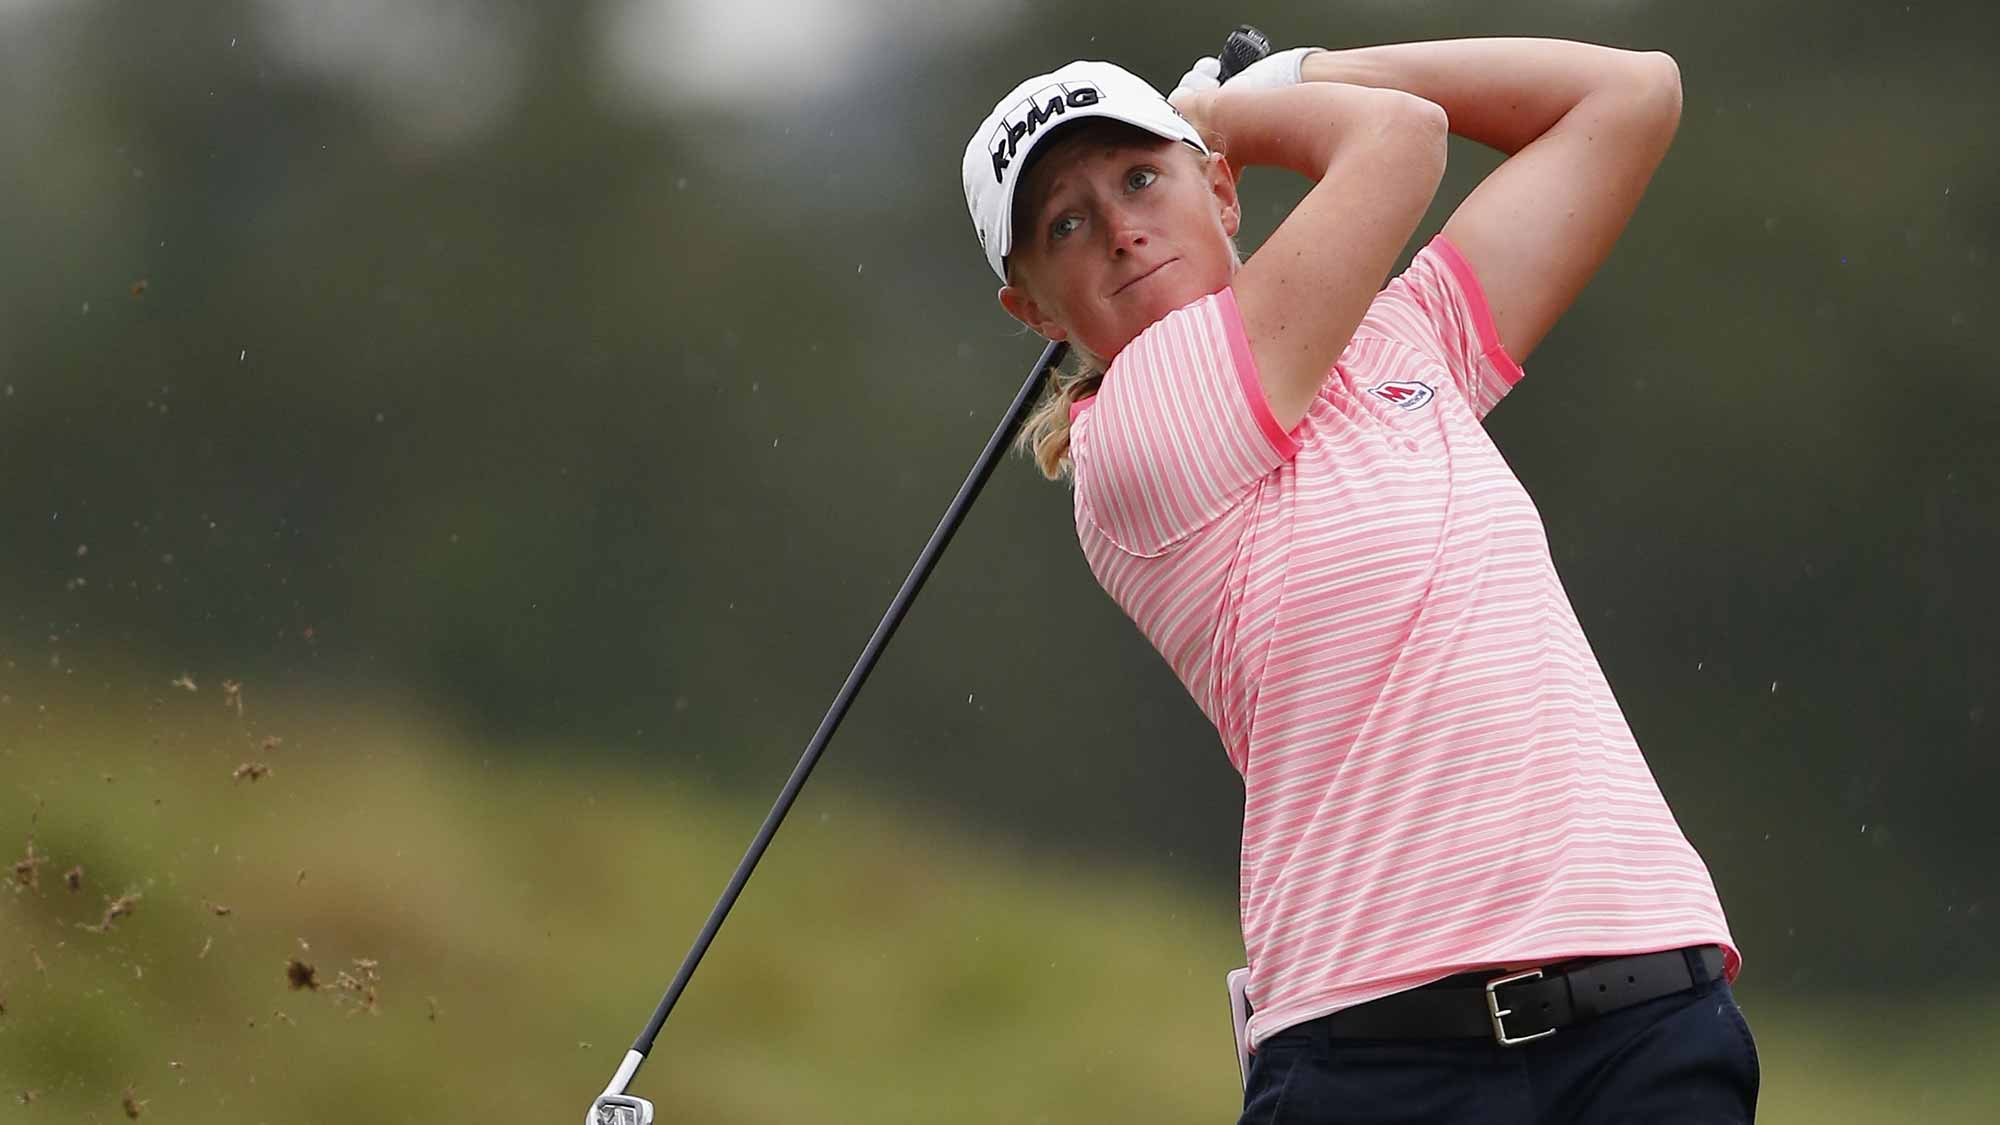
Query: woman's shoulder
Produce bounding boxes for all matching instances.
[1108,287,1239,375]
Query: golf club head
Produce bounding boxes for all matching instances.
[588,1093,655,1125]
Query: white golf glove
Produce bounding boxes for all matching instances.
[1169,45,1322,102]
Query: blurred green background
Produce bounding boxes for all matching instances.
[1,0,1994,1120]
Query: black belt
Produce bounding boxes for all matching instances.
[1275,945,1725,1046]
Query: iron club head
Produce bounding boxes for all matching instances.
[588,1051,654,1124]
[588,1093,654,1125]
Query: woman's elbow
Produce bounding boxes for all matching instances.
[1334,88,1449,188]
[1630,51,1684,129]
[1640,50,1684,94]
[1391,93,1450,179]
[1377,87,1449,137]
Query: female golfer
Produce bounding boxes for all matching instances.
[961,35,1755,1124]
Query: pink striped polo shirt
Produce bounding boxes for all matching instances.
[1067,235,1738,1051]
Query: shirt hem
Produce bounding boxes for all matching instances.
[1429,234,1526,388]
[1216,287,1301,461]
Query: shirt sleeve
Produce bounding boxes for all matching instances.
[1365,234,1526,421]
[1071,287,1297,557]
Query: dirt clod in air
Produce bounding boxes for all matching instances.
[426,995,441,1022]
[221,679,243,716]
[170,673,197,692]
[12,805,48,892]
[202,899,231,917]
[64,865,83,893]
[129,279,148,298]
[82,891,141,933]
[10,842,45,891]
[232,762,270,783]
[259,735,283,753]
[332,958,382,1015]
[285,957,318,991]
[121,1085,146,1118]
[17,1088,38,1104]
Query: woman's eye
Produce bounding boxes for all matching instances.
[1126,168,1158,191]
[1050,215,1082,240]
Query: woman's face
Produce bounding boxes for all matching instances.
[999,126,1241,362]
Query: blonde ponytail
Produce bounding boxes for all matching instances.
[1013,343,1106,482]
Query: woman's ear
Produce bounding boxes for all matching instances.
[1206,152,1243,238]
[998,283,1068,342]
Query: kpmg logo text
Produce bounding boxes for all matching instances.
[989,83,1103,183]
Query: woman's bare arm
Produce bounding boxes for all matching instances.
[1176,82,1448,431]
[1303,38,1684,363]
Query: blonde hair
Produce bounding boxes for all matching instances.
[1012,340,1107,482]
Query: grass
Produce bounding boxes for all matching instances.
[0,682,1993,1122]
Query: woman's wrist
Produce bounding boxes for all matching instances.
[1299,48,1377,89]
[1170,45,1325,104]
[1196,82,1438,179]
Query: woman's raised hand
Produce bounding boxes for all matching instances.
[1170,42,1328,171]
[1172,45,1323,102]
[1168,55,1223,103]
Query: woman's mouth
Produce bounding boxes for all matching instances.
[1112,258,1177,296]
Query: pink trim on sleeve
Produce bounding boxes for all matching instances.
[1430,235,1525,388]
[1216,287,1300,460]
[1068,394,1095,423]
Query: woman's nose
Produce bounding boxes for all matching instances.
[1108,220,1149,257]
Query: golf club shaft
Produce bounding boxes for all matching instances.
[601,24,1275,1104]
[616,337,1071,1082]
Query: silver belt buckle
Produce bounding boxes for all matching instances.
[1485,967,1557,1046]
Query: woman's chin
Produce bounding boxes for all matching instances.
[1093,280,1226,357]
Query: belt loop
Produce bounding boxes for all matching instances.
[1309,1015,1332,1063]
[1682,945,1715,994]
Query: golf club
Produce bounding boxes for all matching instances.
[1218,23,1273,81]
[587,26,1272,1125]
[583,335,1062,1124]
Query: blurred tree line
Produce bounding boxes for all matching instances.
[1,0,1993,994]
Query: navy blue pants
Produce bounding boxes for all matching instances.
[1238,958,1759,1124]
